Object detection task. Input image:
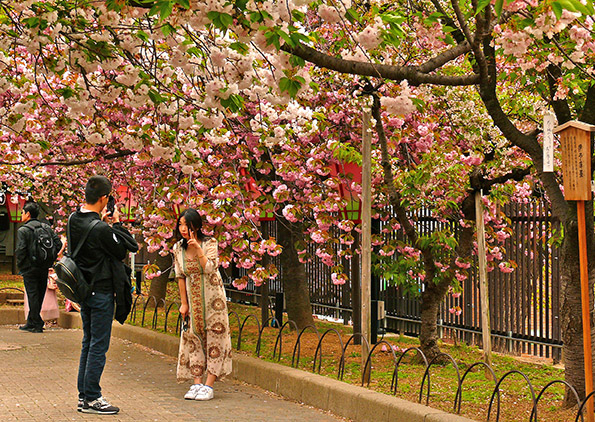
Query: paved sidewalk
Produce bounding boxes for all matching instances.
[0,326,347,422]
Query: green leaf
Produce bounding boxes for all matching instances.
[279,76,304,97]
[494,0,504,17]
[345,8,360,24]
[22,17,40,28]
[291,9,305,21]
[136,30,150,42]
[208,11,234,31]
[567,0,591,15]
[161,23,176,37]
[56,87,75,99]
[475,0,491,14]
[175,0,190,9]
[229,42,249,55]
[289,55,305,67]
[220,94,245,112]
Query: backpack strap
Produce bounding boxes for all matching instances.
[67,213,101,259]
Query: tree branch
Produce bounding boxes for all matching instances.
[0,150,137,167]
[281,43,479,86]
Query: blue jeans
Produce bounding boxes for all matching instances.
[77,292,114,401]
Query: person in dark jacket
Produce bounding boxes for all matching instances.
[15,201,62,333]
[72,175,137,415]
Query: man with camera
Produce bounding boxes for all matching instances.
[70,175,137,415]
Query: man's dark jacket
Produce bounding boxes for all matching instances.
[69,210,138,323]
[15,219,62,276]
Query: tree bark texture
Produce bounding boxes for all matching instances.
[276,218,314,330]
[560,202,595,407]
[147,251,173,306]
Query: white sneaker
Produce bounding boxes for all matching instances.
[184,384,203,400]
[194,385,214,401]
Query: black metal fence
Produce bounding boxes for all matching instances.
[224,199,562,360]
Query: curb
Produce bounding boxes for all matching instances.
[1,308,476,422]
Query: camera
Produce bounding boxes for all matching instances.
[107,195,115,216]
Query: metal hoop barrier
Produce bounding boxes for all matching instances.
[256,317,279,356]
[574,389,594,422]
[0,287,24,293]
[141,296,158,327]
[419,353,460,406]
[394,347,428,397]
[164,301,179,332]
[151,298,166,330]
[130,295,142,323]
[237,314,261,351]
[487,370,536,422]
[272,320,298,361]
[312,328,345,378]
[454,361,499,414]
[362,340,398,389]
[291,325,321,368]
[339,333,371,381]
[527,380,581,422]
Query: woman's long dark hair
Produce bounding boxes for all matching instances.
[175,208,205,249]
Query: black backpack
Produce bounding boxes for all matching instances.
[25,221,58,269]
[54,215,100,304]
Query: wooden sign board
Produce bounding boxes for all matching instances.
[554,121,595,201]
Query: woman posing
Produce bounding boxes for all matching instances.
[173,208,232,401]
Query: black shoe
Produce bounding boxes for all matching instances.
[81,397,119,415]
[19,324,32,331]
[25,327,43,333]
[77,399,84,412]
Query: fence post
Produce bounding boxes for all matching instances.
[274,292,284,328]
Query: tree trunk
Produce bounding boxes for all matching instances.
[276,218,314,330]
[419,279,450,361]
[147,251,173,306]
[561,202,595,407]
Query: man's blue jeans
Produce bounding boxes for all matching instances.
[77,292,114,401]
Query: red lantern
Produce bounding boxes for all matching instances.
[6,193,26,223]
[241,168,275,221]
[115,186,137,223]
[331,162,362,223]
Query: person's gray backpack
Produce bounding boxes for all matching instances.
[53,215,100,304]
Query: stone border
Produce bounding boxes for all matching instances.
[1,309,476,422]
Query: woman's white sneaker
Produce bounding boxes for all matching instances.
[194,385,214,401]
[184,384,203,400]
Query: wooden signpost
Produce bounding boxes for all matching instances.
[554,120,595,422]
[361,110,372,381]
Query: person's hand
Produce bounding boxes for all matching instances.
[112,206,120,223]
[101,207,120,224]
[187,230,200,251]
[179,303,189,318]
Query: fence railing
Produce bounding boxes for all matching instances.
[222,198,562,360]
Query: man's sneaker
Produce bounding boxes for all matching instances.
[194,385,214,401]
[184,384,203,400]
[77,399,84,412]
[81,396,119,414]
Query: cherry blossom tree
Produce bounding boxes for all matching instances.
[1,0,592,404]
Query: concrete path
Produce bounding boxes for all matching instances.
[0,325,347,422]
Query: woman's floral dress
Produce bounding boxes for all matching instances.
[173,238,232,382]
